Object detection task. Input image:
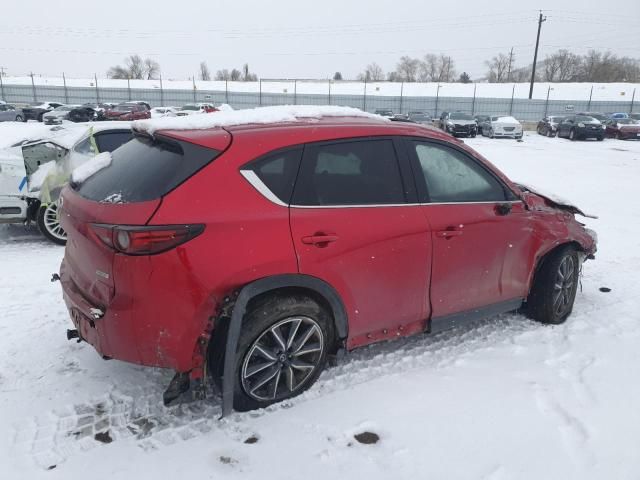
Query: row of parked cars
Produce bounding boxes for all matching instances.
[0,100,220,124]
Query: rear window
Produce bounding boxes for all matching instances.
[95,131,133,152]
[75,135,219,203]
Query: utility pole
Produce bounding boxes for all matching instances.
[529,11,547,99]
[0,66,6,77]
[507,47,514,82]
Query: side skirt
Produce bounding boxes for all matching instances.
[429,298,523,335]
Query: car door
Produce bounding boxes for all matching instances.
[559,117,574,137]
[405,139,532,329]
[0,105,9,121]
[289,137,431,348]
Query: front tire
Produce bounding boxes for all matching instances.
[569,129,576,141]
[37,201,67,245]
[15,115,23,122]
[233,294,334,411]
[526,246,579,325]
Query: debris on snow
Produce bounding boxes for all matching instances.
[354,431,380,445]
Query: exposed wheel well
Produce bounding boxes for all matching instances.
[527,241,584,300]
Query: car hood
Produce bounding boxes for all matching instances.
[44,111,68,118]
[516,183,597,219]
[492,120,521,127]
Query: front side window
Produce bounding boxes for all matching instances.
[413,142,506,203]
[293,139,405,206]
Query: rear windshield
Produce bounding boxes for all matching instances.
[75,135,220,203]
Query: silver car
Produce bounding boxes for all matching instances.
[0,104,24,122]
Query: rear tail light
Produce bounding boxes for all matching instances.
[90,224,204,255]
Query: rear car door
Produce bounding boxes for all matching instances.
[406,139,532,328]
[289,137,431,348]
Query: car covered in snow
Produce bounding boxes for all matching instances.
[604,118,640,140]
[536,115,565,137]
[439,111,477,137]
[481,116,523,139]
[43,105,96,125]
[0,123,133,243]
[0,103,24,122]
[175,103,218,116]
[150,106,180,118]
[104,102,151,121]
[22,101,64,122]
[557,115,605,141]
[57,105,597,414]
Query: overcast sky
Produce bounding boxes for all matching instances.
[3,0,639,80]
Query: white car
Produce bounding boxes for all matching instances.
[0,122,133,244]
[150,106,180,118]
[175,103,217,116]
[482,116,523,139]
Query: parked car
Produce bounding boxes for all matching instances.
[481,116,523,139]
[151,106,180,118]
[473,115,491,135]
[629,113,640,121]
[604,118,640,140]
[407,111,433,125]
[576,112,608,123]
[0,103,24,122]
[374,109,394,118]
[0,123,133,243]
[536,116,565,137]
[58,107,597,414]
[609,112,629,120]
[43,105,96,125]
[557,115,605,141]
[82,103,117,121]
[439,111,477,137]
[22,101,64,122]
[175,103,218,116]
[104,102,151,121]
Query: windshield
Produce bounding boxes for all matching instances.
[549,116,564,123]
[409,113,430,121]
[114,105,135,112]
[575,115,597,122]
[181,105,199,111]
[450,113,473,120]
[585,113,607,121]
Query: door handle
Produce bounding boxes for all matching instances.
[301,234,338,246]
[435,229,463,239]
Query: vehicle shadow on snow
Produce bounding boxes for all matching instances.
[0,224,53,245]
[19,310,542,469]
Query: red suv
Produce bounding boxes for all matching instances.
[58,110,597,414]
[104,102,151,121]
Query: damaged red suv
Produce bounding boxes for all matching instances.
[58,107,597,414]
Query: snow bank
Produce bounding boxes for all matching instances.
[133,105,385,135]
[71,152,112,183]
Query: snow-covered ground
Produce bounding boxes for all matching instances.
[2,133,640,479]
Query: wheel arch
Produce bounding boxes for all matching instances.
[526,240,585,299]
[218,274,348,417]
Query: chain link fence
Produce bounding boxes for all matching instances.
[0,78,636,121]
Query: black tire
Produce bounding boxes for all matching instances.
[546,129,553,137]
[231,294,334,411]
[37,113,45,122]
[597,136,604,141]
[15,115,23,122]
[569,128,577,141]
[489,128,494,139]
[526,246,579,325]
[36,203,67,245]
[470,133,476,138]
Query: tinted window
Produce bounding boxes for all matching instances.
[293,139,405,206]
[413,142,506,203]
[76,135,219,203]
[95,131,133,152]
[248,148,302,203]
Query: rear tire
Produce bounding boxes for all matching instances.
[569,129,576,141]
[232,294,334,411]
[37,201,67,245]
[15,115,23,122]
[526,246,579,325]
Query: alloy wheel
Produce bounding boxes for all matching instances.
[43,201,66,242]
[241,316,324,402]
[552,256,575,317]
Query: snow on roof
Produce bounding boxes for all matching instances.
[132,105,386,135]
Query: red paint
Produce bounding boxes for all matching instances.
[59,117,597,375]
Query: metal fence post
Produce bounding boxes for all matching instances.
[629,88,635,113]
[544,85,551,117]
[328,80,331,105]
[62,73,69,104]
[471,83,476,115]
[160,75,164,106]
[192,76,196,102]
[434,84,441,118]
[399,81,404,114]
[509,84,515,115]
[94,74,100,103]
[363,80,367,111]
[0,71,5,102]
[225,80,228,104]
[30,72,37,102]
[294,79,297,105]
[259,79,262,106]
[127,77,131,101]
[587,85,593,111]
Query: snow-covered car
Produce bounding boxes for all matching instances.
[439,112,477,137]
[150,106,180,118]
[0,103,24,122]
[0,123,133,243]
[43,105,95,125]
[21,101,64,122]
[482,116,523,139]
[374,109,394,118]
[175,103,218,116]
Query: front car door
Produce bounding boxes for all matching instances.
[289,137,431,348]
[405,138,532,331]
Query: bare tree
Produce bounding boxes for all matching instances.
[485,53,510,83]
[358,63,385,81]
[106,65,130,79]
[418,54,456,82]
[333,72,343,80]
[394,56,420,82]
[230,68,242,81]
[242,64,258,81]
[215,69,230,81]
[107,55,160,80]
[438,55,456,82]
[200,62,211,81]
[126,55,145,79]
[143,58,160,80]
[458,72,471,83]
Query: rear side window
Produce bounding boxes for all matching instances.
[247,148,302,204]
[292,139,405,206]
[95,131,133,152]
[412,142,506,203]
[75,135,219,203]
